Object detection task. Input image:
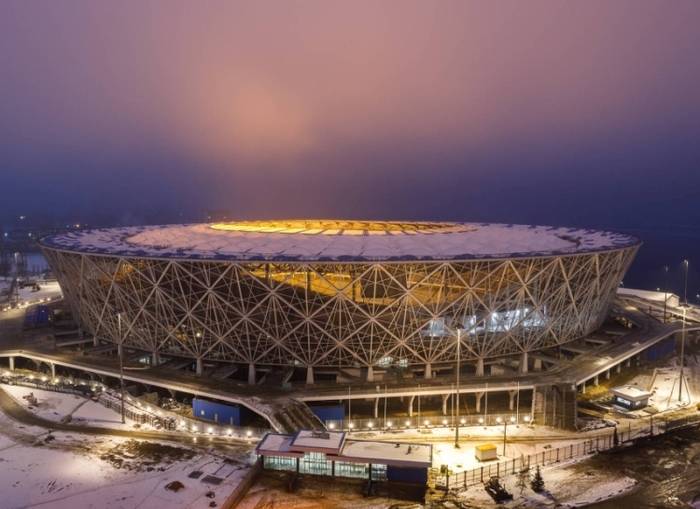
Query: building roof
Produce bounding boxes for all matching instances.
[256,433,299,458]
[289,429,346,454]
[340,439,432,468]
[611,385,652,401]
[255,431,432,468]
[40,220,640,263]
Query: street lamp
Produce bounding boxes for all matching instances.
[117,312,126,424]
[663,265,669,323]
[683,260,689,305]
[455,328,462,448]
[678,304,688,402]
[496,416,514,456]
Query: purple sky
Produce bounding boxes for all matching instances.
[2,0,699,245]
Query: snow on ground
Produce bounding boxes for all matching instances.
[454,456,637,508]
[0,435,247,509]
[350,424,590,472]
[3,384,87,421]
[431,438,588,473]
[16,280,62,305]
[0,405,250,509]
[1,384,137,430]
[620,355,697,414]
[648,367,688,411]
[70,398,134,428]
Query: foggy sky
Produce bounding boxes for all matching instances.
[2,0,700,236]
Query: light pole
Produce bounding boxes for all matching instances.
[663,265,669,323]
[496,416,515,456]
[118,312,126,424]
[383,384,387,428]
[678,305,687,402]
[683,260,689,305]
[455,329,462,448]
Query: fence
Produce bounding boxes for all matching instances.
[435,413,700,490]
[437,433,620,490]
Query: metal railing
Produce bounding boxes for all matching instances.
[435,413,700,490]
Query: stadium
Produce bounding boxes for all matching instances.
[40,220,640,383]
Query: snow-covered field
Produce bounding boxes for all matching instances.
[431,438,583,473]
[453,456,637,508]
[16,280,62,305]
[2,384,137,430]
[0,401,251,509]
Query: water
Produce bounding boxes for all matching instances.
[586,428,700,508]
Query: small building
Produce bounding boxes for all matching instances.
[475,443,498,462]
[256,429,433,485]
[611,385,651,410]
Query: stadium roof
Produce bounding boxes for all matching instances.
[40,220,640,262]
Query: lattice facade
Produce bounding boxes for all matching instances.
[42,246,638,372]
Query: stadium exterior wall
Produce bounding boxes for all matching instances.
[41,245,639,376]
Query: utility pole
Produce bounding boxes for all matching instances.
[455,329,461,448]
[383,384,387,427]
[118,312,126,424]
[679,305,687,402]
[663,265,669,323]
[417,385,421,419]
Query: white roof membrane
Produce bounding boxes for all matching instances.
[40,221,640,262]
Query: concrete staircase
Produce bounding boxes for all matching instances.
[268,399,326,433]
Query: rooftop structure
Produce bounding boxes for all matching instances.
[40,220,638,262]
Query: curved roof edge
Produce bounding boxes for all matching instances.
[39,221,641,263]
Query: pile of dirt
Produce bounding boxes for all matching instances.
[100,440,196,472]
[165,480,185,492]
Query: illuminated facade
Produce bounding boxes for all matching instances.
[41,221,639,381]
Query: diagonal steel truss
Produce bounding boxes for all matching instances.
[42,246,637,370]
